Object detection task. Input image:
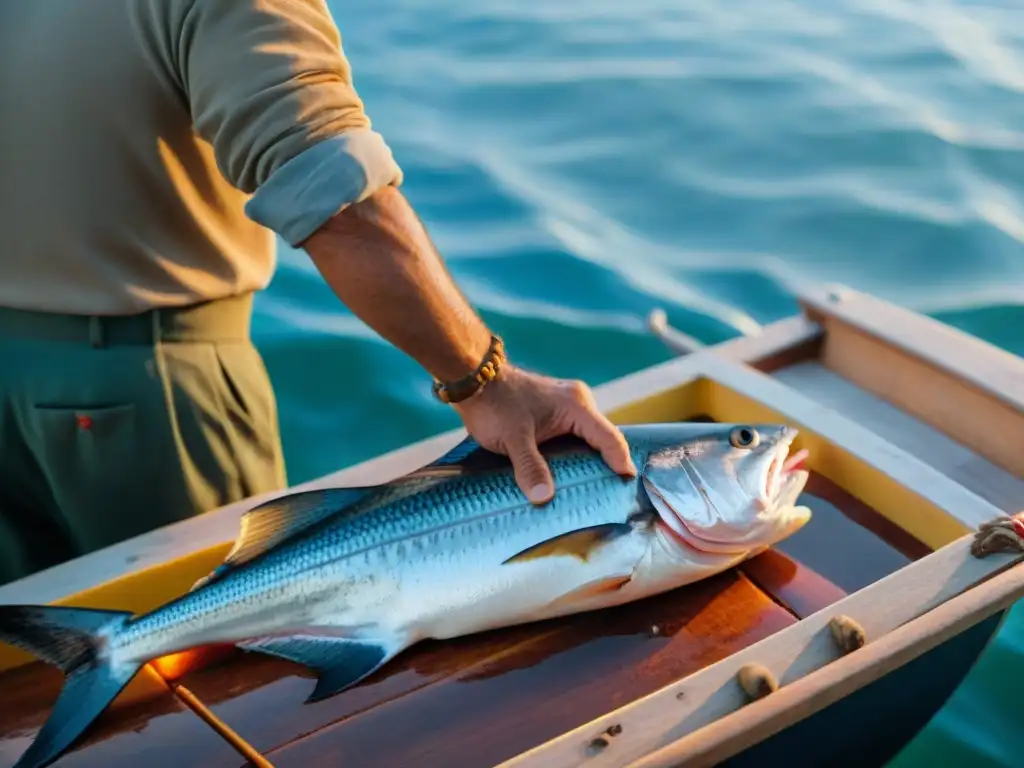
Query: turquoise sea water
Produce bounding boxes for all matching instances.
[253,1,1024,764]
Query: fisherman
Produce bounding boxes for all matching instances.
[0,0,636,586]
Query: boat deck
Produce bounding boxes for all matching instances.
[5,286,1022,768]
[0,474,927,768]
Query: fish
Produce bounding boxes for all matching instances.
[0,421,811,768]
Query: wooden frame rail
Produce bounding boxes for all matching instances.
[627,552,1024,768]
[800,285,1024,478]
[699,358,996,547]
[499,527,1024,768]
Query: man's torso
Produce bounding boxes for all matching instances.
[0,2,274,316]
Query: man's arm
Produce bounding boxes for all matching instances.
[300,185,636,502]
[300,186,492,383]
[158,0,634,501]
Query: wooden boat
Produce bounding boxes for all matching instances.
[1,283,1022,768]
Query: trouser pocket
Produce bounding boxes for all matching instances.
[26,402,166,552]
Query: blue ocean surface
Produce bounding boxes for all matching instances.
[253,1,1024,764]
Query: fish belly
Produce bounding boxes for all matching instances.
[380,527,677,642]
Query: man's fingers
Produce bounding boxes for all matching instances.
[574,407,637,477]
[507,431,555,505]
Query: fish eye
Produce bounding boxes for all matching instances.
[729,426,759,449]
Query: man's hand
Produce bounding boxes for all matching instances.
[454,367,637,504]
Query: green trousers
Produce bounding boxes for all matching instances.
[0,293,287,587]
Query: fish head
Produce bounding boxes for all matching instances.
[639,423,811,556]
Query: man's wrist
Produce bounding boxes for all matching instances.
[432,333,507,404]
[435,324,494,382]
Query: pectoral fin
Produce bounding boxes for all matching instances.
[238,634,405,704]
[547,574,634,612]
[502,523,634,565]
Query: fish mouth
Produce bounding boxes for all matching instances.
[764,432,810,508]
[650,429,811,557]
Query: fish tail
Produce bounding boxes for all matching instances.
[0,604,141,768]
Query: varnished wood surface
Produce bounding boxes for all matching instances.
[263,570,797,768]
[0,470,921,767]
[0,663,244,768]
[741,549,846,619]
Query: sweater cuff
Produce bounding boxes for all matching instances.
[245,128,403,245]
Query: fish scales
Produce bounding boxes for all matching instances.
[116,450,633,657]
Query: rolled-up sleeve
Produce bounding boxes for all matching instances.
[172,0,403,245]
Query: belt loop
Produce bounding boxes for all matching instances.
[88,317,104,348]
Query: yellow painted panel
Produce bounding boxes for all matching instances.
[606,379,709,424]
[703,380,969,550]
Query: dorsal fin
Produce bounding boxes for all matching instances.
[419,435,484,471]
[191,436,524,592]
[190,487,371,591]
[403,433,595,480]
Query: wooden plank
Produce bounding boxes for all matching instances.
[0,663,249,768]
[0,316,820,612]
[740,550,846,620]
[701,357,1003,548]
[259,572,797,768]
[628,552,1024,768]
[158,613,568,757]
[799,285,1024,477]
[498,522,1024,768]
[774,361,1024,513]
[800,285,1024,412]
[600,317,820,425]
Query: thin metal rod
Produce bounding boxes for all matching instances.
[172,682,275,767]
[646,309,707,356]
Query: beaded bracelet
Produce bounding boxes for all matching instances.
[432,334,506,404]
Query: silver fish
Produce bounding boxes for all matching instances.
[0,422,811,768]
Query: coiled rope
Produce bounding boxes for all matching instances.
[971,514,1024,558]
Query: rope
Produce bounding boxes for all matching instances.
[971,514,1024,558]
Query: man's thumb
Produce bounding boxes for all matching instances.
[508,435,554,505]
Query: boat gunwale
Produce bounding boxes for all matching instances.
[627,558,1023,768]
[498,516,1024,768]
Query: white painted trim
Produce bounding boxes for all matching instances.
[628,550,1024,768]
[800,285,1024,412]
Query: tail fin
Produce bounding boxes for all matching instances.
[0,605,141,768]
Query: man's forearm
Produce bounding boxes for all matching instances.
[300,186,493,383]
